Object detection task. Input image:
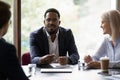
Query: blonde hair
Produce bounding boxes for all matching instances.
[102,10,120,40]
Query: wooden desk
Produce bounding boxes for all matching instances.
[22,64,116,80]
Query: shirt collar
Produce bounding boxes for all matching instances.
[115,36,120,46]
[43,27,59,37]
[108,36,120,47]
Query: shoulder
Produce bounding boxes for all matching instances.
[99,37,110,47]
[104,36,110,43]
[0,38,16,52]
[30,27,44,37]
[0,38,14,47]
[31,27,44,34]
[59,27,72,33]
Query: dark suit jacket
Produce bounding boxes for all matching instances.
[30,27,79,65]
[0,38,29,80]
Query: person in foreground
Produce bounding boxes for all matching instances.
[0,1,29,80]
[84,10,120,69]
[30,8,79,66]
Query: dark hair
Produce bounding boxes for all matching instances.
[44,8,60,19]
[0,1,11,29]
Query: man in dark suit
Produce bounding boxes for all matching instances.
[0,1,29,80]
[30,8,79,66]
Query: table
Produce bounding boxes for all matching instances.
[22,63,119,80]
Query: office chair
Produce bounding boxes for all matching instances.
[22,52,31,65]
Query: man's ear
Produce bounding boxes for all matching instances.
[59,20,61,25]
[43,20,45,24]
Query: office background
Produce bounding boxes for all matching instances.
[1,0,120,61]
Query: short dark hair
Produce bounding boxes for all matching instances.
[44,8,60,19]
[0,1,11,29]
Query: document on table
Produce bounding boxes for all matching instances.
[105,69,120,79]
[104,75,120,80]
[112,74,120,79]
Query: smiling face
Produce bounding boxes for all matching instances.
[44,12,61,35]
[100,10,120,40]
[101,18,111,35]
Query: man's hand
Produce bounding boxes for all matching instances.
[57,56,68,65]
[39,54,55,64]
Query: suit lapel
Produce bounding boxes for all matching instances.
[58,28,64,56]
[43,28,49,54]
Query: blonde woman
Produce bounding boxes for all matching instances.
[84,10,120,69]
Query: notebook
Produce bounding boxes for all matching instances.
[40,68,72,73]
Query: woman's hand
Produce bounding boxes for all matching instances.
[87,61,101,69]
[84,55,93,63]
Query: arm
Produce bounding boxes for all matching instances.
[109,46,120,68]
[30,31,54,64]
[85,39,107,69]
[4,44,29,80]
[109,61,120,68]
[92,39,107,61]
[66,29,80,65]
[30,32,41,64]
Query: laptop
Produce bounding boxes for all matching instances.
[40,68,72,73]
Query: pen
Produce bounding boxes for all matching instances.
[78,61,80,70]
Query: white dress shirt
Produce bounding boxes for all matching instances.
[45,28,59,62]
